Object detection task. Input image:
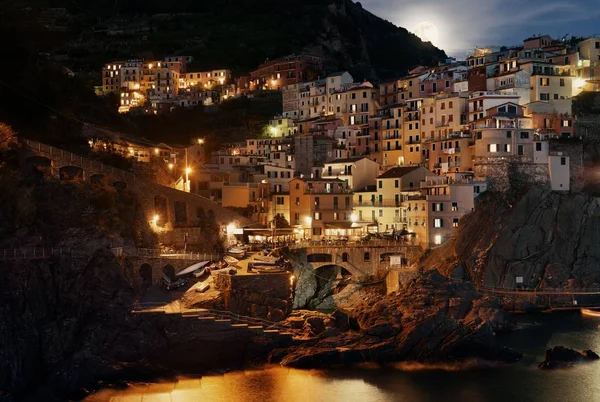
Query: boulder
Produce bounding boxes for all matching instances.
[331,310,350,332]
[305,316,326,335]
[267,308,286,322]
[538,346,600,369]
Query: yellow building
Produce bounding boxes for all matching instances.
[402,100,423,165]
[289,178,354,240]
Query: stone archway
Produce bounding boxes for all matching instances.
[139,263,153,288]
[90,174,106,185]
[25,155,53,178]
[59,166,85,181]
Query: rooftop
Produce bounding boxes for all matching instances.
[324,156,370,164]
[301,178,345,183]
[377,166,421,179]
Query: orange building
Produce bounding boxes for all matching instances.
[249,54,324,91]
[289,177,353,240]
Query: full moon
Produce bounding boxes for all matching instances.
[414,21,439,44]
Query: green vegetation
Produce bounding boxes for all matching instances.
[0,0,445,155]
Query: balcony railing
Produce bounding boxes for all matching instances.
[442,147,461,154]
[355,202,401,208]
[305,188,353,194]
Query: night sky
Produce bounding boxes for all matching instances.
[360,0,600,58]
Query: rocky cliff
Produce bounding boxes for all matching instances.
[420,186,600,289]
[13,0,445,82]
[269,271,519,367]
[0,249,290,401]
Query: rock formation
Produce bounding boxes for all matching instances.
[538,346,599,369]
[269,271,520,368]
[419,186,600,289]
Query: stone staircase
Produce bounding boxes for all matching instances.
[133,306,296,342]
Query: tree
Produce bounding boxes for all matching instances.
[0,122,16,151]
[273,215,290,228]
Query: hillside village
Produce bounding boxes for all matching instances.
[92,34,600,249]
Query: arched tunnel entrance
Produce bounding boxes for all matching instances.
[90,174,107,186]
[25,155,53,179]
[59,166,85,181]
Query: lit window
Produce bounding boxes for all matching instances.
[453,218,459,228]
[434,234,442,245]
[434,218,443,228]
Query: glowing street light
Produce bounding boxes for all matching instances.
[152,214,159,225]
[350,213,358,223]
[168,163,174,170]
[197,138,205,145]
[269,126,278,136]
[185,167,192,174]
[154,148,159,155]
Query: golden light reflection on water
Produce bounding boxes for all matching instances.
[84,367,391,402]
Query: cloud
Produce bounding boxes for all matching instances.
[359,0,600,57]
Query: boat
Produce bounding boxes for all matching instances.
[176,261,210,277]
[253,265,286,274]
[254,255,277,263]
[227,247,246,259]
[223,255,240,266]
[195,282,210,293]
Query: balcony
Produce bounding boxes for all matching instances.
[442,147,461,154]
[355,201,401,208]
[405,139,420,145]
[305,188,353,195]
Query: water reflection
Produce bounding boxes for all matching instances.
[86,312,600,402]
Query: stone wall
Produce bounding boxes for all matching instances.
[474,141,585,193]
[474,157,549,192]
[215,273,294,322]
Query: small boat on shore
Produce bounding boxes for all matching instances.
[227,247,246,259]
[253,264,286,274]
[223,255,240,266]
[195,282,210,293]
[177,261,211,278]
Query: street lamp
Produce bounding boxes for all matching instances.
[185,167,192,192]
[350,213,358,223]
[197,138,204,145]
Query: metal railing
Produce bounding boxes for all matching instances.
[0,248,71,260]
[120,247,223,261]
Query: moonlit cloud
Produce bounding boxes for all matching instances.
[359,0,600,58]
